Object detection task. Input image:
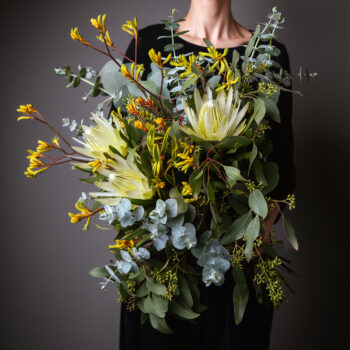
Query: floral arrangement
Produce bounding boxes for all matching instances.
[18,8,305,333]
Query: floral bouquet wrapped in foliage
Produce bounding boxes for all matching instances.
[18,7,303,333]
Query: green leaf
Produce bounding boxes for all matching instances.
[169,187,188,214]
[89,266,108,278]
[223,165,246,186]
[189,169,203,197]
[232,265,249,325]
[261,96,280,123]
[252,159,268,186]
[169,301,200,319]
[180,76,199,93]
[202,38,215,48]
[139,80,159,96]
[144,295,165,318]
[244,25,260,62]
[146,277,168,296]
[245,215,261,262]
[248,143,258,174]
[136,282,148,298]
[164,43,184,52]
[191,63,201,76]
[262,161,279,195]
[179,276,193,308]
[220,211,252,244]
[149,314,173,334]
[248,189,268,218]
[232,49,240,67]
[152,294,169,313]
[253,98,266,125]
[217,135,251,151]
[206,180,216,204]
[282,216,299,250]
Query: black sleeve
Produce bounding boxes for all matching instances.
[266,43,296,221]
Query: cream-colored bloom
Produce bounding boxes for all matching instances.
[84,156,154,206]
[72,111,127,159]
[180,87,249,141]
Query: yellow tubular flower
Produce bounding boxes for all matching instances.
[121,63,144,81]
[170,54,198,79]
[68,200,93,223]
[109,239,135,250]
[199,46,229,74]
[174,153,196,173]
[91,14,107,31]
[152,178,165,190]
[71,111,127,161]
[36,140,55,152]
[134,120,146,130]
[17,104,37,121]
[181,182,193,196]
[24,149,49,179]
[216,70,240,92]
[180,86,249,141]
[17,104,37,114]
[149,49,172,67]
[96,30,113,47]
[70,27,88,45]
[122,18,138,39]
[51,137,60,147]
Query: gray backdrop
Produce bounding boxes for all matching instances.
[2,0,349,349]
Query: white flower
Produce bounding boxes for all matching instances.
[180,86,249,141]
[87,156,154,206]
[72,111,127,159]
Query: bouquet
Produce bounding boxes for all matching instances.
[17,7,310,333]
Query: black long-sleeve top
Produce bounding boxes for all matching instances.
[114,24,296,350]
[110,24,296,219]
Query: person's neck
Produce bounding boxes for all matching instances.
[177,0,251,48]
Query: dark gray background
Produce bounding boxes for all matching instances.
[2,0,349,349]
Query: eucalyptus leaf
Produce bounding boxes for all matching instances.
[146,277,168,295]
[149,314,173,334]
[282,216,299,250]
[169,301,200,319]
[244,215,261,262]
[248,189,268,218]
[220,211,252,244]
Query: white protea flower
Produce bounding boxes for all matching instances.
[72,111,127,159]
[180,86,249,141]
[86,156,154,206]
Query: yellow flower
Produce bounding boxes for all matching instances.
[216,70,239,92]
[24,149,49,179]
[122,18,138,39]
[152,178,165,190]
[199,46,229,75]
[36,140,55,153]
[70,27,88,45]
[17,104,37,114]
[86,156,154,206]
[180,87,249,141]
[17,104,37,121]
[181,182,193,196]
[109,239,135,250]
[184,197,199,203]
[91,14,107,31]
[87,159,103,173]
[121,63,144,81]
[134,120,146,130]
[174,153,196,173]
[170,54,198,79]
[68,200,92,224]
[72,111,127,161]
[51,136,60,147]
[96,30,113,47]
[148,49,172,67]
